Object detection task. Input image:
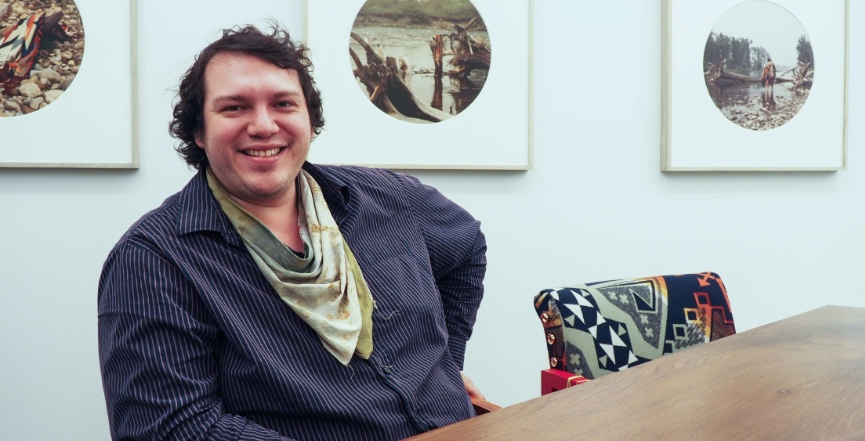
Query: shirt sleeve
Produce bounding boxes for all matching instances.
[97,238,295,441]
[392,172,487,370]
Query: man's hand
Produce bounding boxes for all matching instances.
[461,372,485,401]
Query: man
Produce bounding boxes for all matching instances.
[98,23,487,441]
[761,57,776,92]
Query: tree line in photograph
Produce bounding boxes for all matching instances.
[795,35,813,69]
[703,32,814,74]
[704,33,756,73]
[358,0,484,27]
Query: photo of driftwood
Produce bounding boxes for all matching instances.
[349,0,491,124]
[0,0,84,117]
[702,1,812,131]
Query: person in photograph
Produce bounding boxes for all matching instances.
[98,21,487,441]
[762,57,776,92]
[762,88,777,110]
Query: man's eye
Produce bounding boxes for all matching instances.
[276,101,296,108]
[221,105,243,112]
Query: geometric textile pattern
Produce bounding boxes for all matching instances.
[1,9,77,87]
[0,12,46,81]
[533,272,735,379]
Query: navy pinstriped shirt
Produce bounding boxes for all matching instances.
[98,163,486,441]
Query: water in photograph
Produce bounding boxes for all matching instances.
[706,79,809,131]
[349,26,489,120]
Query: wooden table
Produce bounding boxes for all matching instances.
[406,306,865,440]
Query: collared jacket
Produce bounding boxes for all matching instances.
[98,163,486,441]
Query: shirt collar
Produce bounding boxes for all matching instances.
[176,167,244,247]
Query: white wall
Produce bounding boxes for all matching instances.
[0,1,861,439]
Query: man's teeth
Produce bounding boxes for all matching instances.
[246,148,281,157]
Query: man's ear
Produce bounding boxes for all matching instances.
[193,130,204,149]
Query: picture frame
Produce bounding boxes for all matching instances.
[0,0,137,169]
[303,0,532,170]
[661,0,848,172]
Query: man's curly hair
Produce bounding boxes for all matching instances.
[169,22,325,169]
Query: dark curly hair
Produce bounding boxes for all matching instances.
[169,22,325,169]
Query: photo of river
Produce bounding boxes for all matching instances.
[349,26,489,120]
[349,0,491,124]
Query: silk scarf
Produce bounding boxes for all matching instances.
[206,168,373,365]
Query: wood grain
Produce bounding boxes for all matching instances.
[405,306,865,440]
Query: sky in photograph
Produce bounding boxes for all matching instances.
[711,0,808,67]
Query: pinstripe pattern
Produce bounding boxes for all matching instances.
[98,163,486,441]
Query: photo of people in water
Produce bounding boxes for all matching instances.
[703,0,813,131]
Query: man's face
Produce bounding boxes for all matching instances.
[194,51,313,207]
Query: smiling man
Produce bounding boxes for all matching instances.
[98,23,487,441]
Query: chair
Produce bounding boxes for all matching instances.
[471,397,501,416]
[533,272,736,391]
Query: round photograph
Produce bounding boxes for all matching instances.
[703,0,813,131]
[349,0,491,124]
[0,0,85,117]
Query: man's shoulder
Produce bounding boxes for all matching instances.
[114,171,221,249]
[115,192,184,249]
[308,162,399,180]
[306,162,412,191]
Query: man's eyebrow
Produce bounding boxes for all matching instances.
[210,95,244,106]
[273,90,304,100]
[210,91,303,105]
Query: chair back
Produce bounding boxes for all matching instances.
[534,272,735,380]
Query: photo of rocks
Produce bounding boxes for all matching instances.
[0,0,84,117]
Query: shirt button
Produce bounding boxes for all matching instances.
[383,367,392,374]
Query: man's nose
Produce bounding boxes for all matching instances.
[247,107,279,137]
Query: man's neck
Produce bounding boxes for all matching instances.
[231,191,303,251]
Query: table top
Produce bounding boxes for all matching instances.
[406,305,865,440]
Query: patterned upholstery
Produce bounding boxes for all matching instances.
[534,272,735,380]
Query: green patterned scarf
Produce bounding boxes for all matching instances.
[206,168,374,365]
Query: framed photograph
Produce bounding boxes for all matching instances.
[662,0,848,171]
[303,0,532,170]
[0,0,137,169]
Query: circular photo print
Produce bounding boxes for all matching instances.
[703,0,813,131]
[349,0,491,124]
[0,0,85,117]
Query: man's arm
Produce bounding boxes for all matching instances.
[432,229,487,369]
[391,172,487,370]
[98,240,293,441]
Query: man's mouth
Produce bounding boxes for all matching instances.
[243,147,283,157]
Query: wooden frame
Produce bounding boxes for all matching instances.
[303,0,532,170]
[662,0,848,172]
[0,0,138,169]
